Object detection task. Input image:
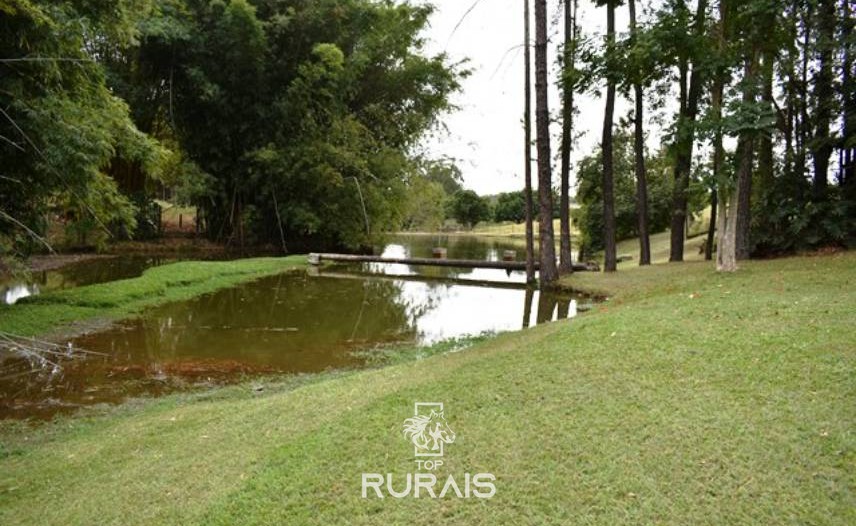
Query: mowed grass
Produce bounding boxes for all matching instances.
[1,252,854,525]
[0,257,305,337]
[442,219,708,268]
[615,229,708,267]
[467,217,578,238]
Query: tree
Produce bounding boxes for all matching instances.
[523,0,536,284]
[650,0,708,262]
[420,158,464,195]
[0,0,161,255]
[627,0,651,265]
[450,190,490,229]
[598,0,619,272]
[534,0,559,285]
[402,177,447,232]
[575,128,674,255]
[842,0,856,202]
[746,0,855,257]
[810,0,836,199]
[111,0,463,251]
[559,0,580,273]
[494,191,527,223]
[715,0,778,270]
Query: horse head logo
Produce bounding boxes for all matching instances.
[403,405,455,456]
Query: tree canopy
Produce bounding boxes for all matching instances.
[1,0,465,257]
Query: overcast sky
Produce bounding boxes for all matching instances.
[421,0,642,195]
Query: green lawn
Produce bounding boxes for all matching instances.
[467,217,579,238]
[0,257,305,337]
[1,252,854,525]
[614,229,707,267]
[439,219,710,268]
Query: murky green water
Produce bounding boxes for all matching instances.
[1,235,592,419]
[1,256,173,305]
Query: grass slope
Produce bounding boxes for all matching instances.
[0,257,305,337]
[615,229,707,267]
[430,221,708,267]
[1,253,854,525]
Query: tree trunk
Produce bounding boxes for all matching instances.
[669,0,708,262]
[756,51,775,200]
[628,0,650,266]
[735,52,759,261]
[534,0,559,286]
[783,2,797,183]
[536,292,557,324]
[797,2,812,182]
[558,0,577,274]
[714,0,736,272]
[522,287,534,329]
[843,0,856,200]
[811,0,836,199]
[601,0,618,273]
[705,188,717,260]
[716,187,739,272]
[523,0,536,284]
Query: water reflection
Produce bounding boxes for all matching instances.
[0,256,175,305]
[2,284,38,305]
[1,235,592,419]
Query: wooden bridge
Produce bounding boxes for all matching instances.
[307,253,598,272]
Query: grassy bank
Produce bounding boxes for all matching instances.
[0,257,305,337]
[1,252,854,525]
[406,221,709,267]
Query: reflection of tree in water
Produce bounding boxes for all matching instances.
[536,293,558,325]
[75,273,418,372]
[387,279,451,333]
[344,279,416,343]
[390,234,530,281]
[2,273,420,417]
[42,256,167,292]
[522,289,576,328]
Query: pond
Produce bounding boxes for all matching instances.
[0,235,593,419]
[0,256,174,305]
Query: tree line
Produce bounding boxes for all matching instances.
[0,0,465,259]
[526,0,854,286]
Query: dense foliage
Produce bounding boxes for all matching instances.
[493,191,527,224]
[0,0,163,255]
[1,0,464,257]
[575,128,692,254]
[400,158,464,231]
[574,0,855,266]
[113,0,463,250]
[449,190,491,229]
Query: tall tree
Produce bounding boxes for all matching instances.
[715,0,738,272]
[559,0,579,273]
[627,0,651,265]
[599,0,619,272]
[797,1,813,184]
[756,52,775,198]
[781,0,799,185]
[843,0,856,200]
[733,53,760,262]
[534,0,559,285]
[709,0,731,265]
[668,0,708,262]
[524,0,536,284]
[0,0,158,254]
[116,0,462,251]
[811,0,836,199]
